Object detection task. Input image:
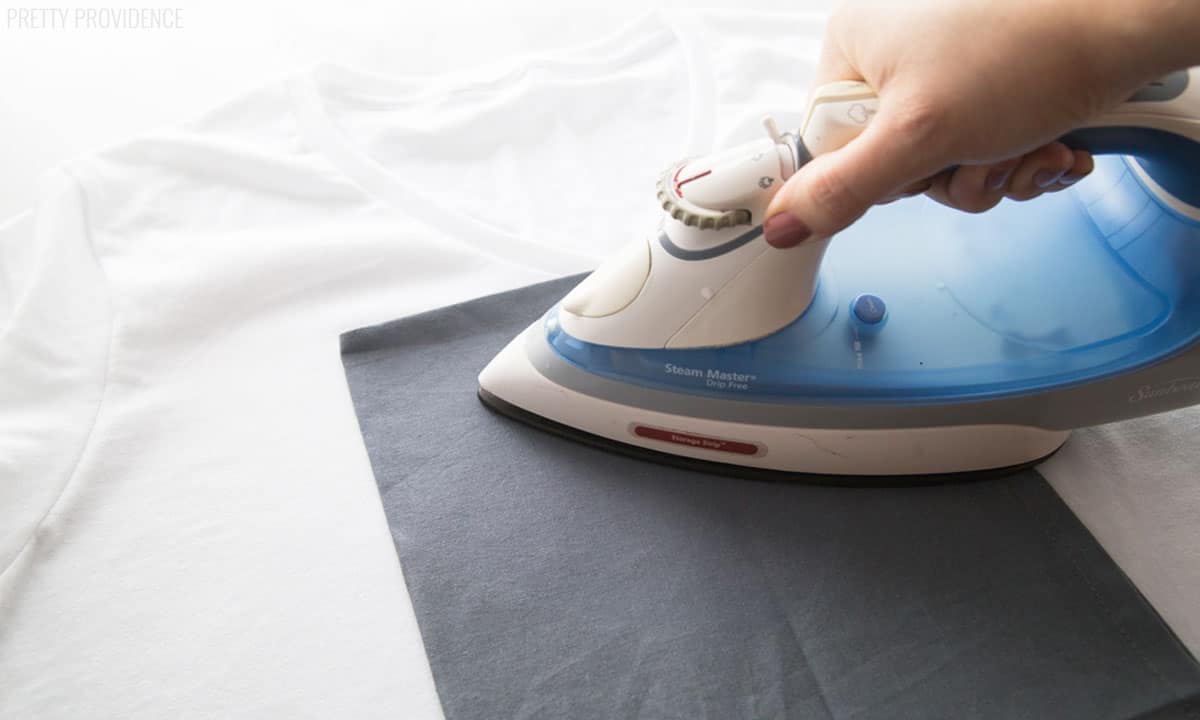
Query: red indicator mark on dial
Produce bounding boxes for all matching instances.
[672,165,712,197]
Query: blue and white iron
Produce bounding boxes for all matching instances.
[479,70,1200,481]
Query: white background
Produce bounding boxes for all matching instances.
[0,0,804,219]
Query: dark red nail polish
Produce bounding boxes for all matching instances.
[764,212,812,249]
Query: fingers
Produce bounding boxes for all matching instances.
[1005,142,1076,200]
[924,144,1094,213]
[926,160,1019,213]
[763,101,1097,246]
[879,174,940,204]
[764,109,947,246]
[1059,150,1094,186]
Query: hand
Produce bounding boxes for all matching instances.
[764,0,1200,248]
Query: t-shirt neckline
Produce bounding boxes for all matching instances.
[0,170,113,579]
[286,10,718,276]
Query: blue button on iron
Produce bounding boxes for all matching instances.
[852,293,887,326]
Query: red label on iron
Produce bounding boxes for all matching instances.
[632,425,760,456]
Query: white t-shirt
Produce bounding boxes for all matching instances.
[0,11,826,718]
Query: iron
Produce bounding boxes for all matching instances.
[479,72,1200,482]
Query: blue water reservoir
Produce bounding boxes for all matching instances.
[548,152,1200,406]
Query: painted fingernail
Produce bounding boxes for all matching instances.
[1034,168,1067,188]
[986,166,1015,192]
[764,212,812,249]
[1058,171,1089,186]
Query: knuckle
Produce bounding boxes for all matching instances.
[885,97,947,152]
[807,163,866,228]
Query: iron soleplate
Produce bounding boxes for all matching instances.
[477,387,1059,487]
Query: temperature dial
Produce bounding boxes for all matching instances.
[655,116,801,231]
[656,165,752,229]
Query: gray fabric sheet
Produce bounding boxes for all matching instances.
[340,276,1200,720]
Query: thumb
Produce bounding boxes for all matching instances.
[764,110,942,248]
